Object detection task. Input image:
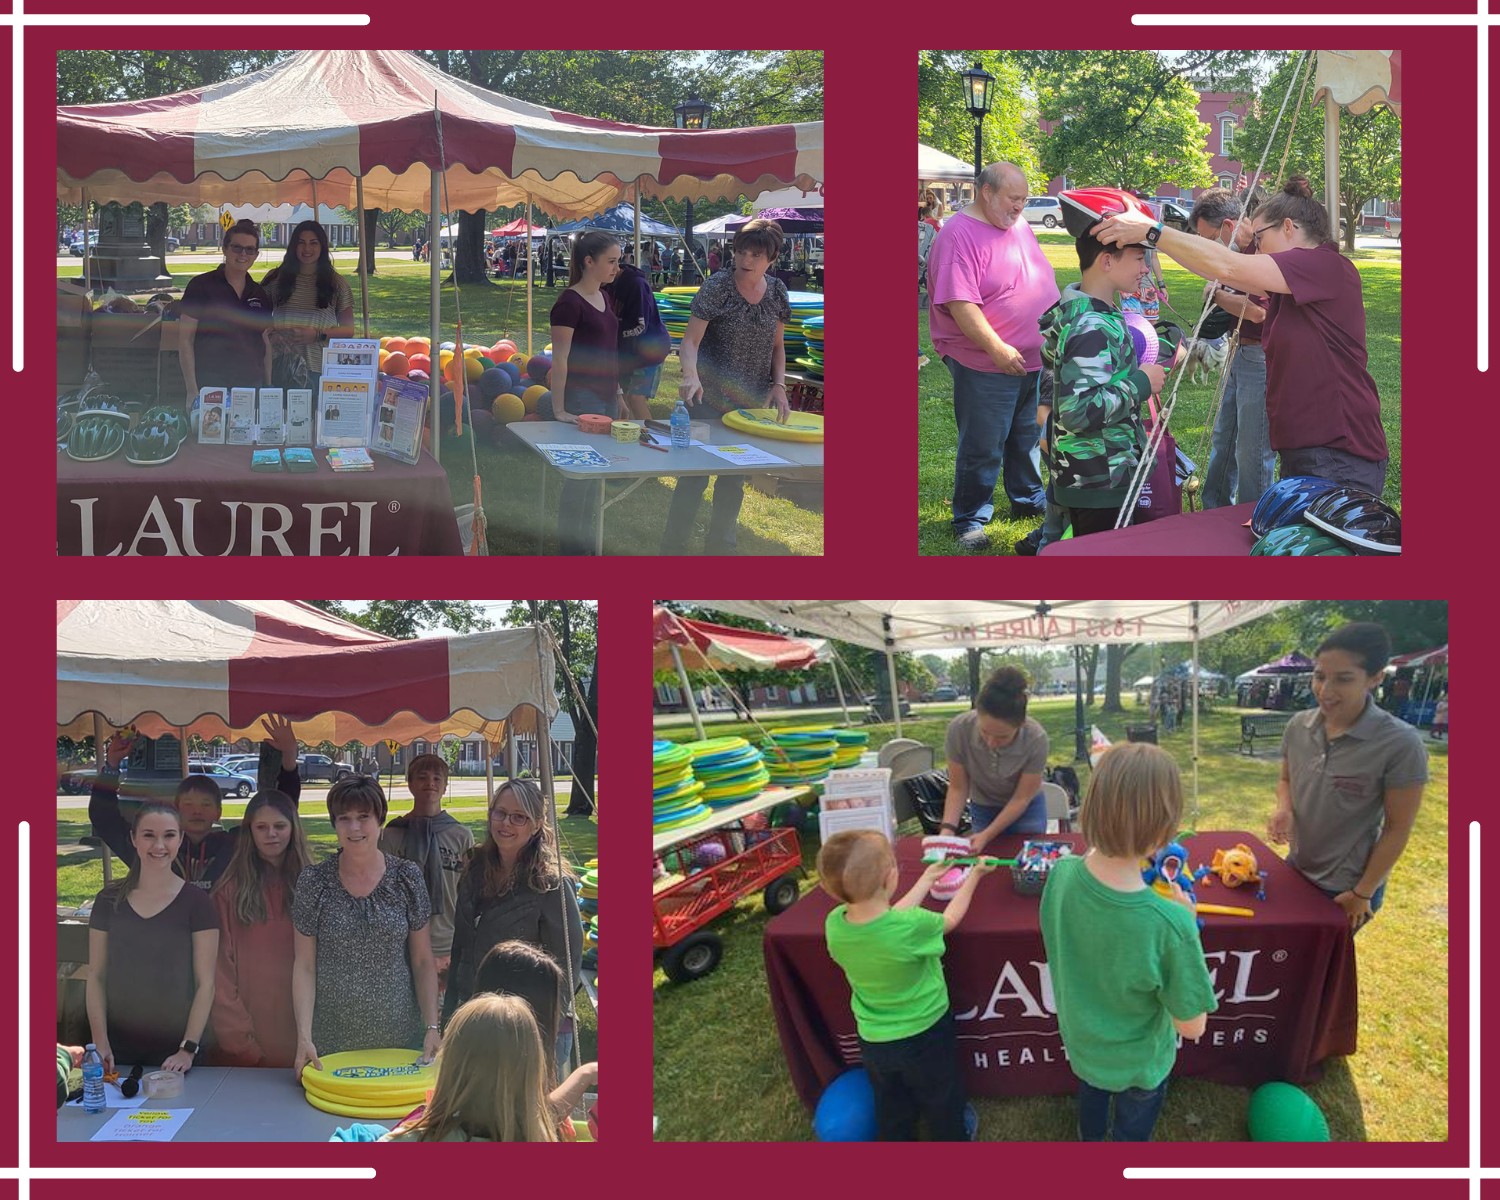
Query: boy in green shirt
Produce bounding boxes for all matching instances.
[819,830,997,1141]
[1039,743,1217,1140]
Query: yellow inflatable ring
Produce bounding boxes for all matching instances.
[721,408,824,443]
[302,1088,419,1120]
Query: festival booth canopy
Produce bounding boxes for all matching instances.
[681,601,1289,652]
[491,218,546,238]
[57,599,558,745]
[1389,644,1447,669]
[56,49,824,221]
[727,206,823,233]
[652,605,823,673]
[1258,651,1315,675]
[550,202,679,237]
[918,142,975,183]
[751,184,823,211]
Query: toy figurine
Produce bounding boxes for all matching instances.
[1141,841,1203,904]
[1202,843,1265,889]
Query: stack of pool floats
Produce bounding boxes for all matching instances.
[578,857,599,970]
[782,292,824,366]
[654,288,824,369]
[653,287,695,348]
[653,740,711,835]
[797,315,824,378]
[760,727,840,786]
[300,1049,435,1120]
[687,736,770,808]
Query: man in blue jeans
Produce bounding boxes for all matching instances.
[926,163,1059,552]
[1192,188,1274,508]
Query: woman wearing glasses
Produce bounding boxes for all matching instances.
[1090,176,1387,495]
[178,218,273,402]
[442,779,582,1078]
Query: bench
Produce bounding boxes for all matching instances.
[1240,713,1292,756]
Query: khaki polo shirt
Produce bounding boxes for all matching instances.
[944,711,1049,810]
[1281,695,1429,893]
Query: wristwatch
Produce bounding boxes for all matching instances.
[1144,221,1164,248]
[179,1039,200,1058]
[939,822,959,834]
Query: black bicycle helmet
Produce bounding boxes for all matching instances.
[1302,487,1401,554]
[1249,475,1341,538]
[1250,525,1355,556]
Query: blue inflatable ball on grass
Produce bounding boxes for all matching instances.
[813,1070,876,1142]
[527,354,552,383]
[536,392,555,421]
[468,409,495,441]
[479,368,510,402]
[1247,1082,1330,1141]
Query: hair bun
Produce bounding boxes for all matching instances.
[1284,175,1313,199]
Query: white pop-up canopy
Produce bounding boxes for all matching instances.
[682,600,1293,816]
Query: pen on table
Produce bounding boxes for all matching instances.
[639,434,670,453]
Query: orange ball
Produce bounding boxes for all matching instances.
[378,349,391,370]
[384,351,410,377]
[492,339,518,359]
[384,337,409,356]
[406,336,431,350]
[407,353,432,376]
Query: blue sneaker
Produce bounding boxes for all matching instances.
[963,1102,979,1141]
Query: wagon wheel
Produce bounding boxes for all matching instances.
[763,874,801,915]
[661,931,723,983]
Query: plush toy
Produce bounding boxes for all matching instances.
[1203,843,1264,889]
[1141,841,1202,903]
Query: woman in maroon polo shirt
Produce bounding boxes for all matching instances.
[1091,177,1388,496]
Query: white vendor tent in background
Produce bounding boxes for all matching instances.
[683,600,1293,818]
[918,142,975,183]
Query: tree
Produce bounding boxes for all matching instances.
[1030,51,1222,192]
[1236,52,1402,252]
[918,51,1039,186]
[505,601,598,817]
[1102,643,1132,713]
[304,600,493,639]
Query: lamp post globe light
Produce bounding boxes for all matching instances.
[674,93,712,283]
[960,62,995,185]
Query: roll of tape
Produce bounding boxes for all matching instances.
[144,1070,183,1099]
[577,414,613,435]
[611,420,643,442]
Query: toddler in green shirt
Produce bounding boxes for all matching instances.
[819,830,996,1141]
[1039,743,1218,1141]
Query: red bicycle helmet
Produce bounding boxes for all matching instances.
[1058,187,1156,240]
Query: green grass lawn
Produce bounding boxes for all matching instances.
[56,796,598,1060]
[60,259,823,556]
[918,234,1402,556]
[652,697,1447,1142]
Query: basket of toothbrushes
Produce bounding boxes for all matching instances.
[1011,840,1074,895]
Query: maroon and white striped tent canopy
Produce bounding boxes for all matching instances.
[56,50,824,219]
[57,600,558,745]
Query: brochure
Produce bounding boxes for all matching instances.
[700,443,790,468]
[322,337,381,382]
[256,388,285,445]
[285,389,313,446]
[536,443,612,469]
[196,387,226,445]
[370,374,429,465]
[283,447,317,472]
[327,447,376,472]
[317,378,373,447]
[226,388,257,446]
[250,448,283,471]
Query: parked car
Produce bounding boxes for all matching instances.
[61,761,128,795]
[1023,196,1063,228]
[931,685,959,702]
[218,755,261,776]
[187,763,256,798]
[1153,198,1193,231]
[298,753,355,783]
[68,232,100,257]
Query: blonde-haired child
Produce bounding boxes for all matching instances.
[1039,742,1217,1141]
[818,829,996,1141]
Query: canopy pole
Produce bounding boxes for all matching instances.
[429,170,441,461]
[80,188,92,296]
[507,727,518,780]
[536,705,577,1073]
[1323,92,1340,236]
[355,176,370,338]
[483,737,494,806]
[882,614,904,736]
[633,182,642,269]
[830,654,851,726]
[179,727,189,782]
[1190,601,1200,829]
[670,643,705,740]
[525,192,534,357]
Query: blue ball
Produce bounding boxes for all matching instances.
[501,362,524,388]
[536,392,556,421]
[813,1070,877,1141]
[526,354,552,382]
[479,367,510,402]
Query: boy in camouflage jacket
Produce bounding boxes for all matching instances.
[1037,232,1181,535]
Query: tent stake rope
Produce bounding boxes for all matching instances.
[1116,49,1316,528]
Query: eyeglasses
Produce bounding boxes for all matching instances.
[226,243,260,257]
[1248,221,1298,253]
[490,809,534,827]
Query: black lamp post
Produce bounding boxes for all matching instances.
[674,93,711,284]
[960,63,995,187]
[1073,644,1089,763]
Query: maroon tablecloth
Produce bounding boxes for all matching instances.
[764,831,1357,1109]
[1040,502,1256,555]
[58,440,463,555]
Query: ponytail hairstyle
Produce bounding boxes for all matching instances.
[976,666,1030,725]
[213,790,314,925]
[110,802,183,910]
[1254,175,1331,245]
[569,231,619,286]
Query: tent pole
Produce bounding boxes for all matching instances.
[1324,93,1340,242]
[91,713,113,885]
[355,176,370,338]
[429,170,441,461]
[830,654,851,726]
[1190,602,1200,829]
[886,650,903,736]
[536,705,577,1072]
[179,727,189,783]
[525,191,534,356]
[484,736,494,805]
[80,188,92,295]
[670,644,705,740]
[507,727,517,781]
[633,182,642,270]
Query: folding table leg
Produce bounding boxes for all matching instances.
[538,464,547,554]
[595,479,605,556]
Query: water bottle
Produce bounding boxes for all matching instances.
[670,397,691,449]
[82,1044,105,1113]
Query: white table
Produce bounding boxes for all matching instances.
[507,420,824,554]
[57,1066,395,1142]
[652,786,810,855]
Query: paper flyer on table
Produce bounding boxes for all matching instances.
[317,378,373,447]
[700,443,790,467]
[370,375,428,465]
[321,337,380,382]
[89,1107,194,1142]
[537,443,612,468]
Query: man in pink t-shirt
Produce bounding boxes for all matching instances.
[927,163,1061,552]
